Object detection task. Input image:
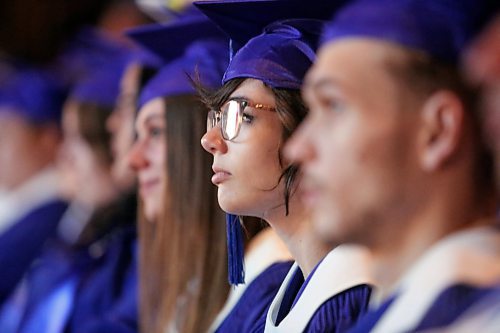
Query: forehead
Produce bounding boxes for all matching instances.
[307,38,405,91]
[136,98,165,127]
[230,78,276,106]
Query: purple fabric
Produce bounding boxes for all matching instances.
[137,38,228,108]
[321,0,497,63]
[223,19,324,90]
[349,285,497,332]
[275,258,372,332]
[0,63,66,124]
[215,261,293,333]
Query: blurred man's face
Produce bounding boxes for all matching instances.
[464,16,500,186]
[0,111,48,190]
[285,39,421,247]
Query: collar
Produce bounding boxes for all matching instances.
[265,244,373,332]
[372,225,500,333]
[0,167,62,234]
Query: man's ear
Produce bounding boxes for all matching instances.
[417,90,464,171]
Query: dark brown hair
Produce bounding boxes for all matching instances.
[139,94,228,333]
[197,78,307,215]
[74,102,114,167]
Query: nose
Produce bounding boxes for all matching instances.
[127,139,149,171]
[284,118,316,164]
[201,126,228,155]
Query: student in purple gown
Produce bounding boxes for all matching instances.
[0,62,68,305]
[285,0,500,331]
[197,1,374,331]
[126,11,229,333]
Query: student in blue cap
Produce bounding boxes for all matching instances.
[126,10,230,333]
[0,38,147,333]
[0,62,68,306]
[197,1,374,331]
[285,0,499,331]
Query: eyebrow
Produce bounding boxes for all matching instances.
[304,77,343,93]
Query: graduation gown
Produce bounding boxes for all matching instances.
[349,225,500,333]
[265,245,373,332]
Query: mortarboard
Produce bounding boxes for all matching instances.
[321,0,499,64]
[0,61,67,125]
[127,8,229,109]
[195,0,350,90]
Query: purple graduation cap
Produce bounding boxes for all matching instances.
[321,0,498,64]
[63,28,162,108]
[0,62,67,125]
[195,0,350,90]
[194,0,348,285]
[127,8,229,109]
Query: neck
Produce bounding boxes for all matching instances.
[264,197,333,277]
[370,177,496,302]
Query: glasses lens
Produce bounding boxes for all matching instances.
[222,100,242,140]
[207,110,217,131]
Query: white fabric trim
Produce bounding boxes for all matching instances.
[0,167,62,235]
[371,225,500,333]
[265,245,373,333]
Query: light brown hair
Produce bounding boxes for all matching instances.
[139,94,228,333]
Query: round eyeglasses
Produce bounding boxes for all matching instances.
[207,98,275,141]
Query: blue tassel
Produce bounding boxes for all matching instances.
[226,213,245,285]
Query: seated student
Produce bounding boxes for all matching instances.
[197,1,373,331]
[126,11,230,333]
[285,0,499,332]
[0,62,68,305]
[0,46,144,333]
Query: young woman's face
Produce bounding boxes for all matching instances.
[107,63,140,190]
[59,101,115,207]
[201,79,285,218]
[128,97,166,222]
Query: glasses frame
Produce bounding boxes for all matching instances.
[207,98,275,141]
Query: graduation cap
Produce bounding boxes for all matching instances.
[60,28,162,108]
[127,7,229,109]
[0,62,67,125]
[321,0,499,64]
[195,0,350,90]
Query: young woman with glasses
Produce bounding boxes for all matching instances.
[198,1,374,330]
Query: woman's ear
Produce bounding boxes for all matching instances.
[417,90,464,171]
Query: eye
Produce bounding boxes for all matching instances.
[242,112,254,123]
[149,126,165,138]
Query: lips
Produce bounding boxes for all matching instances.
[212,166,231,185]
[139,178,160,197]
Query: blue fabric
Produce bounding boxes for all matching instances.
[0,64,67,124]
[275,258,372,332]
[17,241,85,333]
[321,0,498,63]
[348,284,497,332]
[223,19,324,90]
[215,261,293,333]
[0,199,68,304]
[137,38,228,109]
[67,225,138,333]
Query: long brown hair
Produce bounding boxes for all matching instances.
[139,94,228,333]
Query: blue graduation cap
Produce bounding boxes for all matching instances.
[0,62,67,125]
[194,0,348,90]
[321,0,499,64]
[127,7,229,109]
[61,28,162,108]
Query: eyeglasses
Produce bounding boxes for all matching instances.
[207,98,275,141]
